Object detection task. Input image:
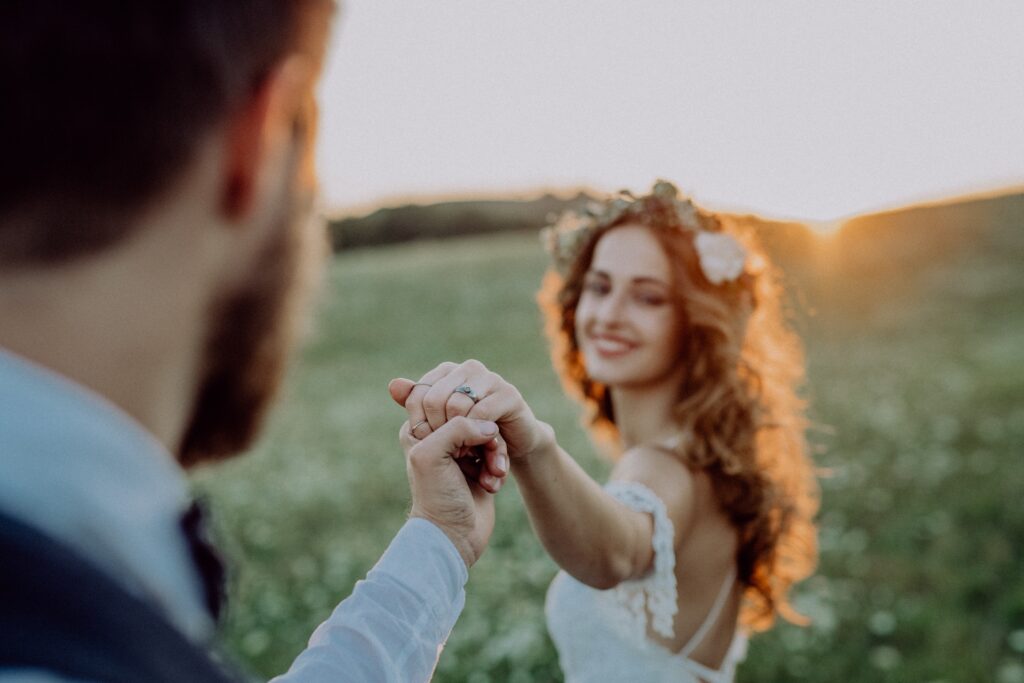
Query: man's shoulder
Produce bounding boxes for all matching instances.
[0,511,240,683]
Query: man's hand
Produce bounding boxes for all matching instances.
[399,415,504,568]
[389,360,556,467]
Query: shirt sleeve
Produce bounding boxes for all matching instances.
[270,518,468,683]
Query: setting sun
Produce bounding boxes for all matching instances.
[807,220,844,236]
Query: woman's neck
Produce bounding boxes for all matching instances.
[609,368,686,450]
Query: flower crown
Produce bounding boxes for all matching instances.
[540,181,747,286]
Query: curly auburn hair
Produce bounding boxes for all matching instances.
[537,187,819,631]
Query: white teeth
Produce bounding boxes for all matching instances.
[593,338,632,353]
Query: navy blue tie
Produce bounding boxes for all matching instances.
[179,499,227,623]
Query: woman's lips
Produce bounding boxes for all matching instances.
[590,335,637,358]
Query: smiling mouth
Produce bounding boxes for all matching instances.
[590,336,637,357]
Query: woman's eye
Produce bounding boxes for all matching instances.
[635,292,666,306]
[584,280,610,295]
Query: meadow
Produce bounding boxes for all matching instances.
[194,209,1024,682]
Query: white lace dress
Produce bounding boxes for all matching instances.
[545,481,747,683]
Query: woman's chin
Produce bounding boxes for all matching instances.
[585,363,634,388]
[584,351,666,388]
[586,359,679,391]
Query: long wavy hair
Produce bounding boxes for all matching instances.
[538,185,819,630]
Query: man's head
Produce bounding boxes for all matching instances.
[0,2,336,466]
[0,1,333,264]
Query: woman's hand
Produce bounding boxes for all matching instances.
[389,360,556,471]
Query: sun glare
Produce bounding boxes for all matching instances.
[808,220,844,236]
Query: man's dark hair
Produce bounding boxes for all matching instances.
[0,1,327,265]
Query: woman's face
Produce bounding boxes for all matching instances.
[574,225,683,389]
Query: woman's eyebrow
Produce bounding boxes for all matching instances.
[630,276,669,288]
[587,270,668,289]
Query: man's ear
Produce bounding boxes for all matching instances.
[221,55,315,222]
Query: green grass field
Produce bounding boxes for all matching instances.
[194,220,1024,682]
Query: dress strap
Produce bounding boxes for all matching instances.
[678,566,737,660]
[604,480,678,639]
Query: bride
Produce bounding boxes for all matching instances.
[390,181,819,682]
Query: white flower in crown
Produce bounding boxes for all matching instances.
[694,231,747,285]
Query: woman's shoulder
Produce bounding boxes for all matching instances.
[610,444,702,546]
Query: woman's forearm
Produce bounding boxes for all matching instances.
[513,430,648,589]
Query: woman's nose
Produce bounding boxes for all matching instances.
[595,290,627,324]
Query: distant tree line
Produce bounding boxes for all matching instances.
[326,194,574,251]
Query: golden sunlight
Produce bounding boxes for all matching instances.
[807,220,844,236]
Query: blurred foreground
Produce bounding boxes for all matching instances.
[195,192,1024,682]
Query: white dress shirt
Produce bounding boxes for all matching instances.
[0,347,468,682]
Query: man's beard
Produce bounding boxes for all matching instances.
[177,164,324,468]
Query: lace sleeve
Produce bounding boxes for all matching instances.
[605,480,678,638]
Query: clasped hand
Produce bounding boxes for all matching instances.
[386,360,554,567]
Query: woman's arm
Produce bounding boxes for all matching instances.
[514,431,647,588]
[515,434,695,588]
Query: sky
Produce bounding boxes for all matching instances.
[315,1,1024,222]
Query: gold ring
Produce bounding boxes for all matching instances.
[411,420,430,438]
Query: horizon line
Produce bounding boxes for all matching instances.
[322,181,1024,227]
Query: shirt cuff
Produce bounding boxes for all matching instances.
[372,518,469,624]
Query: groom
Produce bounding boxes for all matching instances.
[0,2,507,682]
